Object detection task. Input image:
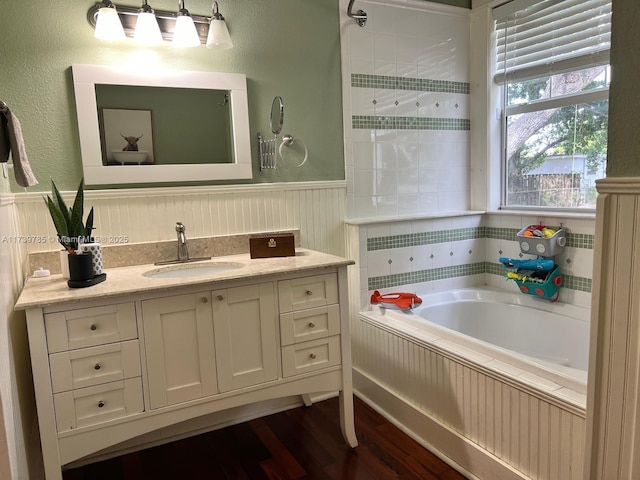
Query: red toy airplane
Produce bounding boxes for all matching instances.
[370,290,423,310]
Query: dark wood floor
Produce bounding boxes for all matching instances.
[63,396,467,480]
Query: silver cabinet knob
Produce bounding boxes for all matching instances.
[217,295,224,301]
[94,363,101,370]
[309,353,316,359]
[308,322,315,328]
[201,297,209,303]
[90,324,97,331]
[98,401,105,408]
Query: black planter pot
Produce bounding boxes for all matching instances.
[67,252,94,282]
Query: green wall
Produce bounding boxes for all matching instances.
[606,0,640,177]
[0,0,343,191]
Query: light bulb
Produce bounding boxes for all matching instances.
[206,18,233,50]
[94,5,126,41]
[173,15,200,47]
[134,11,163,45]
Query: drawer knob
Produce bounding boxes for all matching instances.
[90,324,97,331]
[98,401,105,408]
[309,353,317,359]
[217,295,224,301]
[306,290,313,296]
[308,322,315,328]
[201,297,209,303]
[94,363,101,371]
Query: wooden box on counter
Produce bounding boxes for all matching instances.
[249,233,295,259]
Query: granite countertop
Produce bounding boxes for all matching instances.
[15,249,354,310]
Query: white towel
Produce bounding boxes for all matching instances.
[0,102,38,187]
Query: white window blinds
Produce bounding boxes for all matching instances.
[493,0,611,83]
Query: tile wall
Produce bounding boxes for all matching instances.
[347,213,595,311]
[342,0,471,218]
[341,1,596,312]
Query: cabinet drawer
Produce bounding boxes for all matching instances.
[280,305,340,346]
[45,303,137,353]
[281,336,341,378]
[53,377,143,433]
[278,274,338,313]
[49,340,141,394]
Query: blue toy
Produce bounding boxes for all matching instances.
[499,257,554,271]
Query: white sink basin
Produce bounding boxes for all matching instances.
[144,262,244,279]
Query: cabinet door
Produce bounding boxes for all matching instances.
[142,293,217,409]
[212,283,278,392]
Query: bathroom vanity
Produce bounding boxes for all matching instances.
[15,249,357,480]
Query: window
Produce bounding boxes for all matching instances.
[494,0,611,209]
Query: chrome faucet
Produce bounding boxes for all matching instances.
[176,222,189,262]
[154,221,211,265]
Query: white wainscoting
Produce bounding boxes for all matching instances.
[15,182,347,257]
[352,316,586,480]
[0,194,40,480]
[585,178,640,479]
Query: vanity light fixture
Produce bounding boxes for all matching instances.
[173,0,201,48]
[87,1,228,47]
[134,0,163,45]
[206,1,233,50]
[93,0,126,41]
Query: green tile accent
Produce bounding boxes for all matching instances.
[367,227,595,251]
[565,232,595,249]
[367,227,483,251]
[368,262,486,291]
[483,226,520,241]
[352,115,470,131]
[563,275,592,292]
[369,261,592,293]
[351,74,471,94]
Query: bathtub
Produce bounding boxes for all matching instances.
[373,287,589,393]
[353,287,589,480]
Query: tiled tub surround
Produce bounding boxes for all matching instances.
[341,1,471,219]
[347,213,595,312]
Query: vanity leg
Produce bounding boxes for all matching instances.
[26,310,64,480]
[301,393,313,407]
[339,389,358,448]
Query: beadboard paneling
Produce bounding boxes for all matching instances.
[352,316,585,480]
[585,179,640,480]
[15,182,347,257]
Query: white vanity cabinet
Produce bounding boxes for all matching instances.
[17,254,357,480]
[142,282,278,409]
[141,292,219,409]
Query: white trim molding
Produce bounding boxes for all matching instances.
[585,177,640,478]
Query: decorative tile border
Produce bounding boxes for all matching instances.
[368,261,593,293]
[368,262,485,290]
[352,115,470,131]
[351,74,470,94]
[367,227,482,251]
[565,233,594,249]
[368,227,594,251]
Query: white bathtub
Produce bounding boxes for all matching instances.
[363,286,590,395]
[354,286,589,479]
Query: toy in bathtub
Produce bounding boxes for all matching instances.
[499,257,554,271]
[501,260,563,302]
[370,290,423,310]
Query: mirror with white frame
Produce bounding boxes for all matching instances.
[72,64,252,185]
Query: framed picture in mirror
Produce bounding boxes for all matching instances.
[99,108,156,166]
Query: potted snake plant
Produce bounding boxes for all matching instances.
[44,179,95,281]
